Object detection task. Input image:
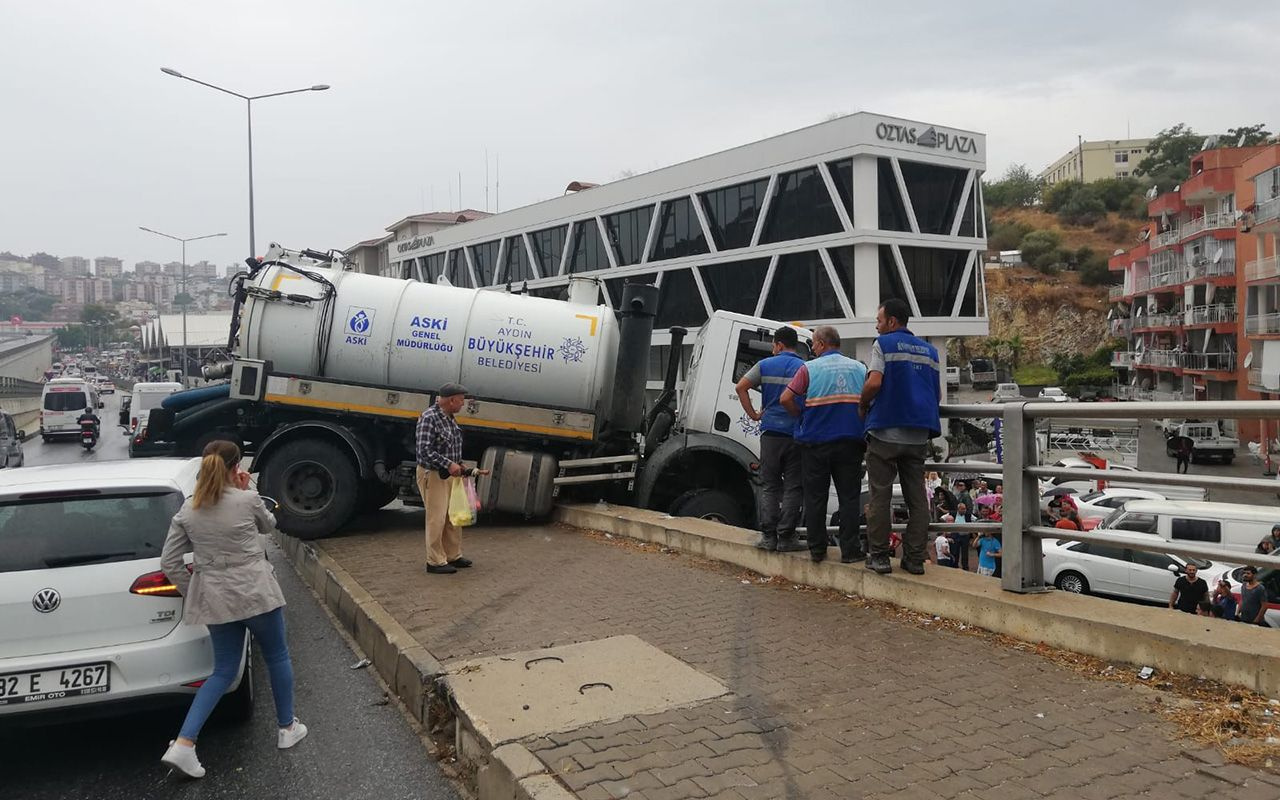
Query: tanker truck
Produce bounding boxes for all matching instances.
[142,244,811,539]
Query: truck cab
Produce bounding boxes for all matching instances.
[1168,422,1238,464]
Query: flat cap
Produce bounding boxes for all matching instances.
[438,382,468,397]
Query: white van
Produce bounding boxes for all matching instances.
[1094,500,1280,560]
[40,378,98,441]
[127,382,184,434]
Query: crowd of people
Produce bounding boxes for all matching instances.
[1168,563,1271,625]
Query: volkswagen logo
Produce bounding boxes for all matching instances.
[32,588,61,613]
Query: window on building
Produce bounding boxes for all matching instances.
[445,249,473,288]
[655,269,708,328]
[699,258,771,315]
[1115,152,1129,164]
[878,245,909,306]
[899,160,969,236]
[566,219,611,274]
[761,167,842,244]
[898,246,968,316]
[828,159,854,219]
[501,236,535,285]
[651,197,709,261]
[958,179,978,237]
[603,205,654,266]
[762,251,843,321]
[529,225,568,276]
[699,178,768,250]
[422,253,446,283]
[877,159,912,232]
[528,282,568,301]
[1117,171,1129,178]
[826,246,857,311]
[604,273,658,311]
[959,261,980,317]
[1131,149,1142,155]
[470,240,501,285]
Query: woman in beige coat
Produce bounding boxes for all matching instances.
[159,440,306,778]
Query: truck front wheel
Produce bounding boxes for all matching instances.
[261,439,358,540]
[670,489,747,528]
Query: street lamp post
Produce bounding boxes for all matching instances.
[159,67,329,259]
[138,227,226,382]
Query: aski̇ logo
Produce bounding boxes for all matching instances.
[346,307,375,345]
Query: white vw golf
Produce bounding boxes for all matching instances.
[0,459,252,722]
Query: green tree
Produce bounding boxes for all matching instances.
[988,220,1033,251]
[982,163,1042,208]
[1225,124,1272,147]
[174,292,195,308]
[1091,177,1144,212]
[1018,229,1062,264]
[1134,124,1201,193]
[0,289,56,321]
[1006,334,1025,370]
[1079,253,1114,286]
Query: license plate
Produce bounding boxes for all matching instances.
[0,662,111,706]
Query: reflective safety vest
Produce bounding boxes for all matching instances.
[796,351,866,443]
[866,329,942,438]
[756,351,804,435]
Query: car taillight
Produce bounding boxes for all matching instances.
[130,571,180,597]
[130,417,137,428]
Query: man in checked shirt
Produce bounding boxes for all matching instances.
[416,383,488,574]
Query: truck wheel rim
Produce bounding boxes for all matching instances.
[283,459,333,514]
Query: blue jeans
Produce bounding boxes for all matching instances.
[178,606,294,740]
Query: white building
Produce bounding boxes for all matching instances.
[380,112,988,386]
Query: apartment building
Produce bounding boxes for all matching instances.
[94,256,124,277]
[1040,138,1152,185]
[60,255,91,276]
[1108,144,1277,440]
[1241,147,1280,404]
[134,260,163,276]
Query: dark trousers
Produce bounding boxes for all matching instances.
[1175,455,1190,474]
[952,532,971,571]
[758,433,803,535]
[801,438,865,559]
[866,436,930,565]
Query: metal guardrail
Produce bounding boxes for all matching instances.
[930,401,1280,594]
[0,376,45,397]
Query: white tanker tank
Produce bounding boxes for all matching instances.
[238,247,621,418]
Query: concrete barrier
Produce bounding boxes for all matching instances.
[554,503,1280,697]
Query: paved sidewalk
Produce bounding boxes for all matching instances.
[317,508,1276,800]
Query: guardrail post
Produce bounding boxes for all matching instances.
[1001,401,1047,592]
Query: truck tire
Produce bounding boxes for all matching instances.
[261,439,358,540]
[670,489,746,527]
[1223,453,1234,464]
[359,479,401,512]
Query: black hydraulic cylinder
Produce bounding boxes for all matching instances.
[608,283,658,433]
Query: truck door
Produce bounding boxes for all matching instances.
[709,322,811,458]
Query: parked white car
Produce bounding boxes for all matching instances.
[1038,387,1075,402]
[991,383,1021,403]
[0,459,253,722]
[1072,488,1167,525]
[1043,535,1228,603]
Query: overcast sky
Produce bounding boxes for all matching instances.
[2,1,1277,271]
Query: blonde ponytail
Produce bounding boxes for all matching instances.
[192,440,242,509]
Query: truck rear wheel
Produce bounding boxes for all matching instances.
[261,439,358,540]
[670,489,746,528]
[359,479,401,513]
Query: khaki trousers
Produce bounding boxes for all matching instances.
[416,466,461,566]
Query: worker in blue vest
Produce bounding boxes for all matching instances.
[736,325,807,552]
[858,298,943,576]
[780,326,868,564]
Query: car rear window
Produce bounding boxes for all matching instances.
[44,391,87,412]
[0,491,183,573]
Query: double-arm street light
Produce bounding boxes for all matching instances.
[159,67,329,260]
[138,227,226,381]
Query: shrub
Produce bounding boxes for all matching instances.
[1014,364,1057,385]
[1058,188,1107,226]
[1019,229,1062,264]
[1079,255,1113,286]
[988,220,1033,251]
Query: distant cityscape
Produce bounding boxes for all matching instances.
[0,252,237,322]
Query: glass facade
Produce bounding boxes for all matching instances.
[828,159,854,219]
[423,253,446,283]
[651,197,709,261]
[655,269,708,329]
[898,246,969,316]
[763,251,843,321]
[699,259,770,316]
[899,160,969,235]
[605,273,658,311]
[502,235,535,285]
[878,245,909,305]
[603,206,654,267]
[446,249,473,288]
[567,219,612,274]
[877,158,912,232]
[826,246,857,311]
[761,167,842,244]
[470,240,501,286]
[699,179,769,251]
[529,225,568,276]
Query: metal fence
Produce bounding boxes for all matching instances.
[0,376,45,397]
[926,401,1280,594]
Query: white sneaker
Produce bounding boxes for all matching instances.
[277,718,308,749]
[161,740,205,778]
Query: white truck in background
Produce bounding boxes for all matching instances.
[141,245,813,539]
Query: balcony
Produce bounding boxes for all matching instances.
[1184,256,1236,282]
[1249,367,1265,391]
[1153,229,1181,249]
[1256,196,1280,227]
[1135,269,1183,293]
[1152,389,1183,402]
[1246,255,1280,282]
[1184,304,1237,326]
[1246,312,1280,335]
[1180,211,1237,241]
[1136,349,1181,368]
[1135,311,1180,330]
[1109,318,1132,337]
[1108,285,1125,301]
[1111,350,1135,368]
[1182,352,1236,372]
